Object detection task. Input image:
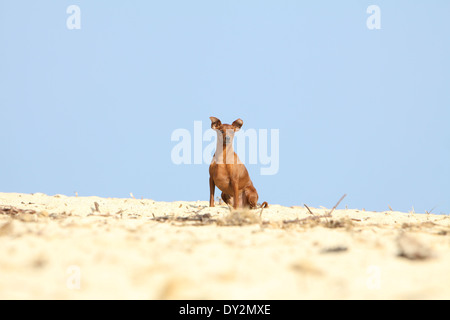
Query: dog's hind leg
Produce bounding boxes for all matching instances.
[221,192,233,206]
[244,186,259,209]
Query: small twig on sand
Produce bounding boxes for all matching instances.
[328,194,347,217]
[0,206,37,216]
[304,204,315,216]
[282,194,347,226]
[193,206,207,215]
[151,213,216,225]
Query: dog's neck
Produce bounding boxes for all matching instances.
[214,139,238,164]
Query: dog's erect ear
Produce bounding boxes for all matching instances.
[232,119,243,131]
[210,117,222,130]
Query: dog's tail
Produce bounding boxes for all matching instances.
[260,201,269,209]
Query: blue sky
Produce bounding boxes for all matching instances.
[1,1,449,213]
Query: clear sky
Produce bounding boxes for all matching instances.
[1,1,449,214]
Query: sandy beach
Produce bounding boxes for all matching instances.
[0,192,449,300]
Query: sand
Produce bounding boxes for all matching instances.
[0,192,449,300]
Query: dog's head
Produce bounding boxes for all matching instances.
[210,117,243,146]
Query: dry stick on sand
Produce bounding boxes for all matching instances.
[304,204,315,216]
[327,194,347,217]
[0,206,37,216]
[284,194,347,226]
[322,193,347,223]
[152,213,216,226]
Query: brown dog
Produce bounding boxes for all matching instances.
[209,117,268,209]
